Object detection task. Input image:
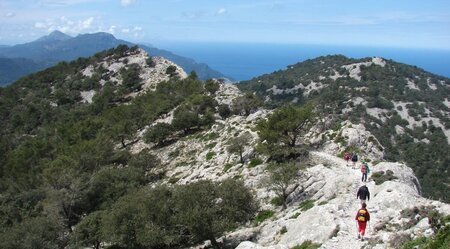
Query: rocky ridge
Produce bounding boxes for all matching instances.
[113,67,449,248]
[61,51,450,248]
[78,48,187,103]
[88,53,450,248]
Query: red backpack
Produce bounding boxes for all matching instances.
[361,164,367,173]
[357,209,368,222]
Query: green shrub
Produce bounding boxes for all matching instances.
[254,210,275,224]
[206,151,216,160]
[203,132,219,141]
[168,177,179,184]
[290,212,301,219]
[318,201,328,206]
[223,163,233,172]
[291,240,321,249]
[249,157,263,167]
[371,170,397,185]
[402,237,429,249]
[205,142,217,149]
[270,196,283,206]
[299,200,315,211]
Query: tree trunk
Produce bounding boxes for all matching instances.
[239,150,244,164]
[120,137,127,148]
[210,237,221,249]
[282,192,288,210]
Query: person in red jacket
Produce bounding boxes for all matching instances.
[355,202,370,241]
[343,152,351,166]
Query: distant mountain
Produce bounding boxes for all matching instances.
[35,30,72,42]
[238,55,450,201]
[0,31,227,86]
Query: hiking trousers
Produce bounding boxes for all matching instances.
[361,173,367,182]
[357,221,367,236]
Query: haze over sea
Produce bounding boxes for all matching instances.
[154,42,450,81]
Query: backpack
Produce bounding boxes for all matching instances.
[357,209,368,222]
[352,154,358,161]
[365,164,370,174]
[361,164,366,173]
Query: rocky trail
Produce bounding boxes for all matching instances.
[235,150,450,249]
[311,151,376,248]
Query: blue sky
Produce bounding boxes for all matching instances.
[0,0,449,49]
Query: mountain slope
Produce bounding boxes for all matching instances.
[0,47,449,249]
[0,57,45,84]
[238,55,450,202]
[0,31,226,85]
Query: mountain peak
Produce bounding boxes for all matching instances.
[75,32,116,40]
[35,30,72,42]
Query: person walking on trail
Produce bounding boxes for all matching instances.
[357,185,370,204]
[344,152,351,166]
[351,152,358,168]
[355,202,371,241]
[361,161,370,182]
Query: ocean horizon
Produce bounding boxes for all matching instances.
[153,42,450,81]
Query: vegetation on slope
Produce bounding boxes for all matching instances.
[0,45,254,248]
[238,55,450,202]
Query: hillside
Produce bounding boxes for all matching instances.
[0,57,45,84]
[238,55,450,202]
[0,47,449,249]
[0,31,226,85]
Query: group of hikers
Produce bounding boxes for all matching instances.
[344,151,372,241]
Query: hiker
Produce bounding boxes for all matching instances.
[355,202,371,241]
[344,152,351,166]
[351,152,358,168]
[361,161,370,182]
[357,185,370,204]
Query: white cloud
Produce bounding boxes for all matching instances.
[34,16,99,34]
[217,8,227,15]
[5,12,15,18]
[121,28,130,33]
[133,26,142,31]
[108,25,116,34]
[120,0,136,7]
[35,22,47,28]
[81,17,94,28]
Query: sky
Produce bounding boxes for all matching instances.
[0,0,449,50]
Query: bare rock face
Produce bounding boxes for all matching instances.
[78,48,187,100]
[215,82,243,105]
[317,120,384,161]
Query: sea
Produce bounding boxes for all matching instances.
[153,42,450,81]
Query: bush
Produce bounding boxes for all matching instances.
[371,170,397,185]
[291,240,321,249]
[218,104,231,119]
[223,163,233,172]
[299,200,315,211]
[166,65,177,77]
[254,210,275,224]
[270,196,284,206]
[249,157,263,167]
[146,57,156,67]
[206,151,216,160]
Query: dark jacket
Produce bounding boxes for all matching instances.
[357,186,370,200]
